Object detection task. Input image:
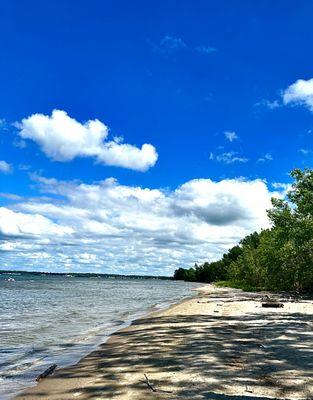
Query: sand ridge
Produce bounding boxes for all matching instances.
[16,285,313,399]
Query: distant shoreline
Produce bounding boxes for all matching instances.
[0,269,172,280]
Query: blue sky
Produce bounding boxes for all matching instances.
[1,0,313,275]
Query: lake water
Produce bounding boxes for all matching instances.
[0,272,199,399]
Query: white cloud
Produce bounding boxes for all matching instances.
[0,174,276,275]
[196,45,216,54]
[13,138,26,149]
[282,78,313,111]
[255,99,280,109]
[224,131,238,142]
[0,118,9,131]
[257,153,273,163]
[19,164,31,171]
[271,182,292,196]
[154,36,187,53]
[0,207,73,237]
[17,109,158,171]
[153,36,216,55]
[0,193,23,201]
[209,151,248,164]
[0,160,12,174]
[271,182,290,190]
[299,148,312,155]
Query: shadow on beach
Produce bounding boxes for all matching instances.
[16,288,313,399]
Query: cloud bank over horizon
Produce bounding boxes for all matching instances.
[0,174,277,275]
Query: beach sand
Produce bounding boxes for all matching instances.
[16,284,313,400]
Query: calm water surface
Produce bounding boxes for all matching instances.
[0,272,200,399]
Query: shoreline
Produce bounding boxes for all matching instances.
[10,283,204,400]
[15,284,313,399]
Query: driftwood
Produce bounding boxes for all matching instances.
[36,364,57,381]
[245,385,253,393]
[143,374,173,394]
[144,374,158,392]
[262,302,284,308]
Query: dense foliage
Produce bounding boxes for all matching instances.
[174,168,313,293]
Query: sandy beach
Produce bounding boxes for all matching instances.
[16,284,313,400]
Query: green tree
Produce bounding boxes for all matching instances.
[174,168,313,293]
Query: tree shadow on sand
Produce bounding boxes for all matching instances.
[16,297,313,400]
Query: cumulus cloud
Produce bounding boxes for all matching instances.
[0,207,73,237]
[0,160,12,174]
[0,174,276,275]
[282,78,313,111]
[224,131,238,142]
[17,110,158,171]
[171,178,270,226]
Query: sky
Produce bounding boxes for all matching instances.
[1,0,313,275]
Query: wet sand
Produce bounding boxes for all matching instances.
[16,284,313,399]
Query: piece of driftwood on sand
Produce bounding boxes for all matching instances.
[143,374,173,394]
[262,302,284,308]
[36,364,57,382]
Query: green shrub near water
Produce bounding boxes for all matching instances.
[174,168,313,293]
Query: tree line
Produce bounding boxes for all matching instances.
[174,168,313,293]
